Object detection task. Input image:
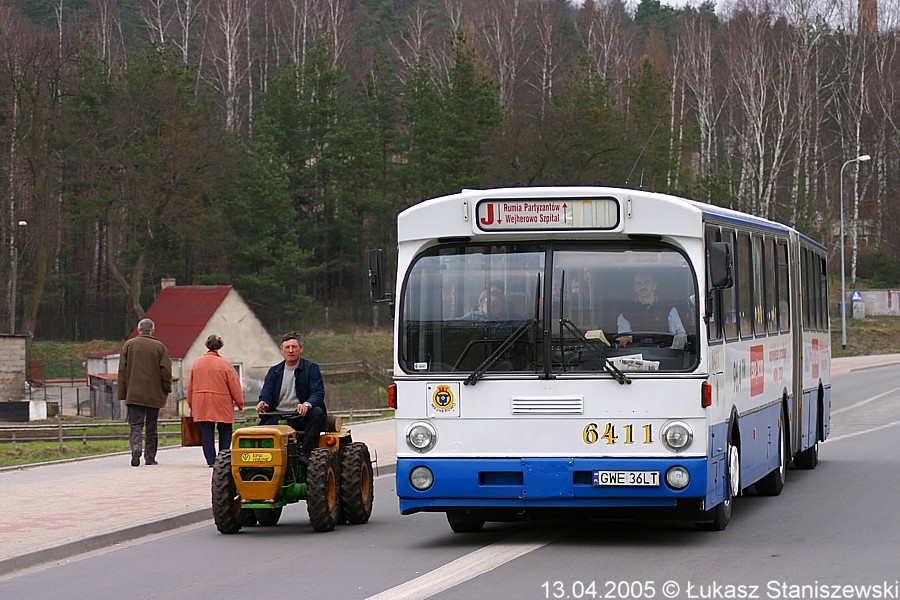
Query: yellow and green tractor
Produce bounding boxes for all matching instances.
[211,412,374,533]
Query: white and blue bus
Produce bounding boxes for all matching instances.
[367,186,831,531]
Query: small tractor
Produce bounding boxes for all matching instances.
[211,411,374,533]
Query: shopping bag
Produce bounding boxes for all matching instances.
[181,416,202,447]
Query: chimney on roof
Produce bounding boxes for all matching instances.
[161,277,177,290]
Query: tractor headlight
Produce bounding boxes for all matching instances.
[661,421,693,452]
[410,466,434,491]
[406,422,437,453]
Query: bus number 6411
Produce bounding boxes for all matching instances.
[583,423,652,445]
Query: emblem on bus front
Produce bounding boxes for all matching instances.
[427,383,460,418]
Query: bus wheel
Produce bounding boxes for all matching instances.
[794,427,819,470]
[447,511,486,533]
[755,409,787,496]
[795,394,822,470]
[698,439,739,531]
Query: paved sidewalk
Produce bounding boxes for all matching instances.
[0,418,396,576]
[830,353,900,376]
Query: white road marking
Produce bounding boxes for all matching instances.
[366,529,560,600]
[826,419,900,443]
[828,387,900,442]
[831,387,900,415]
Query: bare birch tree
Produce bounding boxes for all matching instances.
[575,0,634,111]
[530,0,562,119]
[478,0,528,112]
[832,0,873,284]
[0,13,66,339]
[141,0,204,64]
[675,6,725,196]
[868,0,900,246]
[722,1,797,218]
[776,0,838,225]
[203,0,251,132]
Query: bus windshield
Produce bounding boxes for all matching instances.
[400,242,699,375]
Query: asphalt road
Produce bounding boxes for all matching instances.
[3,364,898,600]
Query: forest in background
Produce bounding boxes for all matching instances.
[2,0,899,342]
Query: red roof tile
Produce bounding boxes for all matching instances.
[136,285,232,358]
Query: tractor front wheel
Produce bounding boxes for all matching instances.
[306,448,340,532]
[340,442,374,524]
[211,451,245,534]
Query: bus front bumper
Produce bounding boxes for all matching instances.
[397,456,712,515]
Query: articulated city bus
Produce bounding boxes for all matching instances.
[367,186,830,531]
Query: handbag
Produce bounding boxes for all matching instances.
[181,416,202,447]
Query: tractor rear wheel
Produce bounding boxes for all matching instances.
[340,442,374,524]
[307,448,339,532]
[211,451,245,534]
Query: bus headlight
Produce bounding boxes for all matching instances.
[406,422,437,452]
[661,421,693,452]
[410,466,434,491]
[666,466,690,489]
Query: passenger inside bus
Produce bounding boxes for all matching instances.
[460,288,506,321]
[616,270,687,349]
[505,292,529,320]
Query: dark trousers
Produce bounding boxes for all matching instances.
[199,421,233,465]
[127,405,160,460]
[258,406,326,455]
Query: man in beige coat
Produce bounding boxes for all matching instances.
[187,334,245,466]
[118,318,173,466]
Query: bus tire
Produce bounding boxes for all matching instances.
[698,434,739,531]
[795,392,822,469]
[794,427,819,470]
[755,408,787,496]
[447,511,486,533]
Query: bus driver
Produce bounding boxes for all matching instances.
[617,270,687,349]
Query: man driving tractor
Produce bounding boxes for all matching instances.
[255,332,327,459]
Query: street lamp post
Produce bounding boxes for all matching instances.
[8,219,27,334]
[839,154,870,350]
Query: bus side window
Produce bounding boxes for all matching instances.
[765,237,777,334]
[737,232,753,339]
[722,230,739,341]
[705,226,722,341]
[777,240,790,333]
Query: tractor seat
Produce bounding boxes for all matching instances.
[296,414,342,437]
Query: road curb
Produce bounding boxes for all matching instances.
[848,360,900,373]
[0,508,211,577]
[1,461,397,578]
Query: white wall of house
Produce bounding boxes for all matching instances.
[184,289,282,402]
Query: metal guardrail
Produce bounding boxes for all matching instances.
[0,410,389,443]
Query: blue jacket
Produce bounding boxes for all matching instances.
[258,359,326,417]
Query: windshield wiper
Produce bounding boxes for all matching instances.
[464,318,537,386]
[558,319,631,385]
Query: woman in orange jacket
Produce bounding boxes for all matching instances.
[187,335,245,466]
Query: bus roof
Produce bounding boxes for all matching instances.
[398,187,824,250]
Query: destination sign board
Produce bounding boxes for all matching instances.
[476,198,619,231]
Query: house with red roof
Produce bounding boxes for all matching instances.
[93,282,282,416]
